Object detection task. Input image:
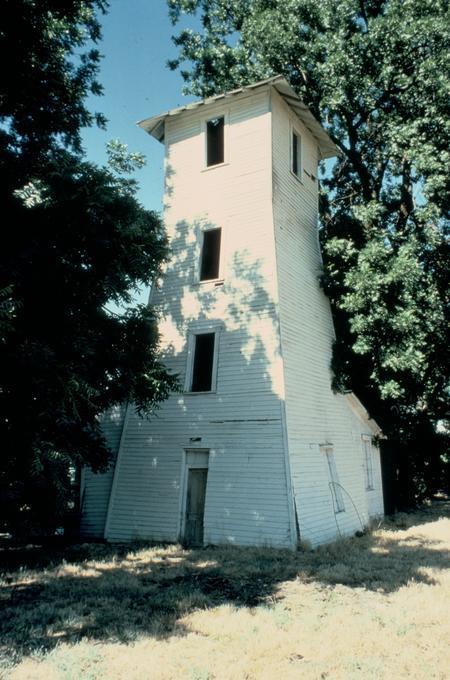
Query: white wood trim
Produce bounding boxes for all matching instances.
[178,448,210,540]
[362,434,375,491]
[270,88,297,548]
[320,444,346,514]
[280,400,300,547]
[184,323,223,393]
[186,449,210,468]
[289,121,303,183]
[202,109,230,169]
[345,392,382,435]
[177,449,188,541]
[194,221,227,284]
[103,401,132,539]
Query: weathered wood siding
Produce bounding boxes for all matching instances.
[105,88,295,547]
[80,405,125,538]
[83,82,383,548]
[271,89,384,546]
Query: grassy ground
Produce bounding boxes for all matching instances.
[1,501,449,680]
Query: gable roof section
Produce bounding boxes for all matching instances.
[345,392,382,437]
[138,75,339,159]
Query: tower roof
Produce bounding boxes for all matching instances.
[138,75,339,159]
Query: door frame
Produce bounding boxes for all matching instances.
[178,448,210,542]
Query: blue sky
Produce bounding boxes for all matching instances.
[81,0,195,212]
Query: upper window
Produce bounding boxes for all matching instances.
[200,228,222,281]
[206,116,225,166]
[291,129,302,178]
[188,331,217,392]
[362,435,374,490]
[321,445,345,513]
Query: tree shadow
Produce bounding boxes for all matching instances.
[102,212,292,548]
[1,501,449,665]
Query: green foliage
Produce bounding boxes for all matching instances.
[0,0,108,156]
[168,0,450,504]
[0,1,177,533]
[106,139,147,195]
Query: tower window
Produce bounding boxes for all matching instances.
[292,130,301,177]
[200,228,221,281]
[190,332,216,392]
[206,117,224,166]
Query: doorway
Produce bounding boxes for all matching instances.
[183,450,209,547]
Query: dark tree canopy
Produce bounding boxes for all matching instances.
[168,0,450,504]
[0,1,177,532]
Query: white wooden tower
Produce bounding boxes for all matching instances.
[81,76,383,548]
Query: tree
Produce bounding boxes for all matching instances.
[0,1,177,533]
[167,0,450,505]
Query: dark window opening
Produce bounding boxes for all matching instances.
[292,131,301,176]
[200,228,221,280]
[206,117,224,166]
[191,333,215,392]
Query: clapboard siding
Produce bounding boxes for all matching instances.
[271,89,383,546]
[80,405,125,538]
[105,87,295,548]
[83,80,382,548]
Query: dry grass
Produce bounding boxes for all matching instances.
[1,501,449,679]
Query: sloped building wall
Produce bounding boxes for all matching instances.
[271,89,383,546]
[103,89,295,547]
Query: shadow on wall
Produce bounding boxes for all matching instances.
[117,211,371,542]
[155,215,280,380]
[1,501,449,664]
[132,214,289,542]
[148,217,370,539]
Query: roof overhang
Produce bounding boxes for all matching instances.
[344,392,383,437]
[138,75,339,159]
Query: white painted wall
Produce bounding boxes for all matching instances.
[80,405,125,538]
[104,88,295,548]
[82,82,383,548]
[271,89,383,546]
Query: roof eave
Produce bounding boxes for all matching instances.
[345,392,383,437]
[137,115,165,141]
[271,79,339,159]
[137,75,339,158]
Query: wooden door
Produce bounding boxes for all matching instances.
[184,468,208,546]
